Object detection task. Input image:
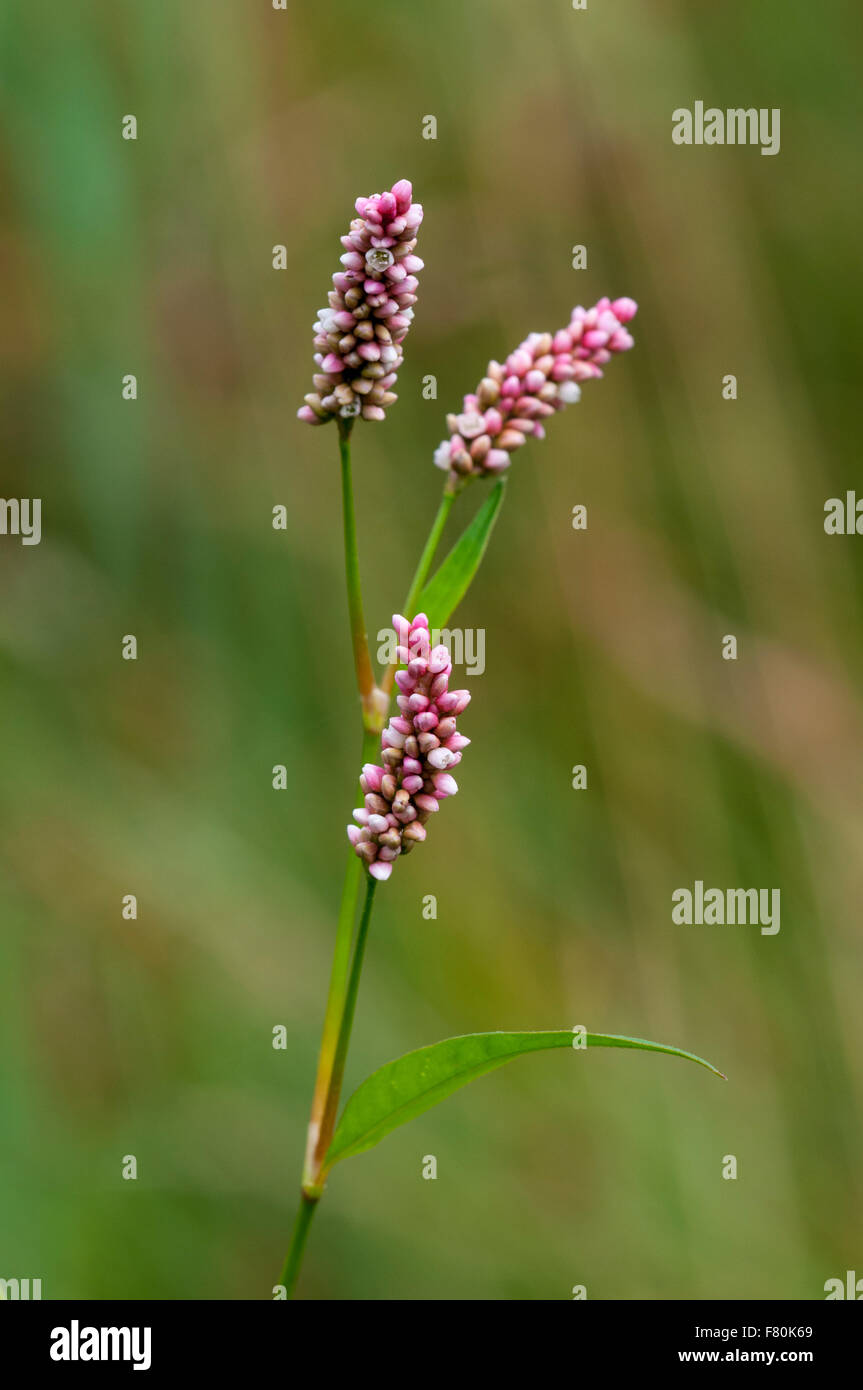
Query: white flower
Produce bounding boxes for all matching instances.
[365,247,395,273]
[427,747,455,769]
[456,412,485,439]
[316,307,339,334]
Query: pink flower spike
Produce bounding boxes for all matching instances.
[346,618,470,879]
[434,296,637,483]
[299,180,423,427]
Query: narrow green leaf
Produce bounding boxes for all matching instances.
[419,479,506,629]
[324,1029,725,1170]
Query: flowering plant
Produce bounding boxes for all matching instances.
[282,180,724,1298]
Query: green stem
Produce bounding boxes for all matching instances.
[285,871,378,1297]
[405,489,455,619]
[300,854,361,1181]
[286,726,378,1297]
[301,728,379,1194]
[279,1192,318,1298]
[339,420,380,729]
[382,488,455,695]
[317,876,377,1171]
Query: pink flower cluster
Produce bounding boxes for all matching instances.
[433,296,637,485]
[298,180,424,427]
[347,615,470,882]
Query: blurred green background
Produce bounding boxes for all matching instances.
[1,0,861,1299]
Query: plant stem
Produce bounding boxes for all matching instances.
[404,489,455,620]
[284,738,379,1294]
[301,729,378,1196]
[300,852,362,1189]
[339,419,382,730]
[316,876,377,1174]
[381,487,455,695]
[284,870,378,1297]
[279,1192,318,1298]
